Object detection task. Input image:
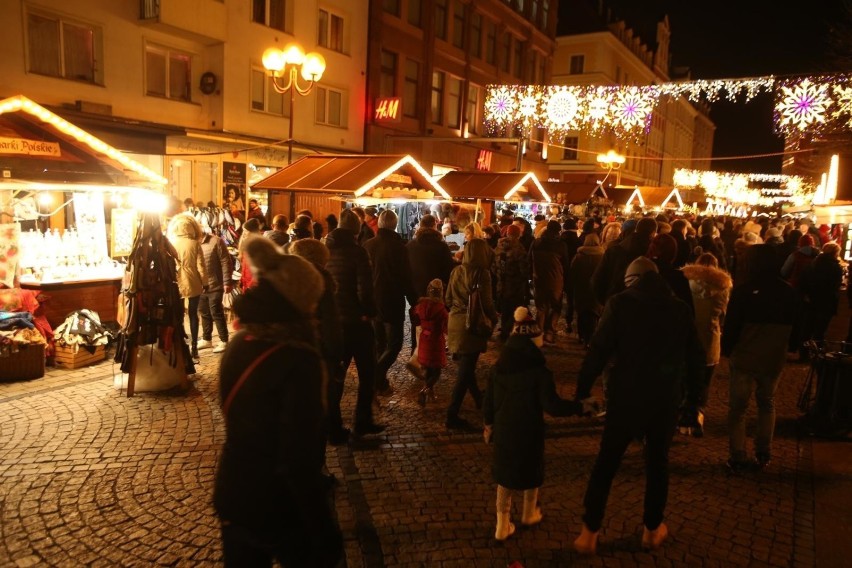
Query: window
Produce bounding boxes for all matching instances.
[447,76,462,128]
[380,50,397,97]
[316,86,345,127]
[466,84,480,135]
[252,0,285,31]
[485,20,496,64]
[562,136,578,161]
[501,35,511,72]
[431,71,444,125]
[570,54,584,75]
[26,9,103,84]
[403,59,420,118]
[451,1,465,48]
[513,39,523,78]
[407,0,422,26]
[318,8,344,53]
[470,13,482,58]
[383,0,400,16]
[435,0,447,40]
[250,68,287,116]
[146,44,192,102]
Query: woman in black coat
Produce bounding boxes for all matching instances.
[483,308,579,541]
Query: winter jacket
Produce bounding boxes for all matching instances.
[494,236,530,304]
[800,253,843,316]
[413,297,448,368]
[483,335,578,489]
[529,232,569,305]
[654,261,695,316]
[781,246,819,290]
[325,228,376,324]
[167,214,207,299]
[683,264,732,365]
[577,271,704,412]
[590,232,654,305]
[200,233,232,292]
[363,228,417,324]
[407,228,455,298]
[445,238,498,354]
[697,233,728,272]
[569,244,604,314]
[263,229,290,247]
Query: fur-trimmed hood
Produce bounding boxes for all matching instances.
[682,263,732,291]
[242,237,324,315]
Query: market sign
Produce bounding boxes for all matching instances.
[384,173,412,185]
[374,97,402,123]
[0,136,61,157]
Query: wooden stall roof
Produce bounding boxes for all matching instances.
[0,95,166,189]
[601,185,636,205]
[543,181,607,204]
[251,154,450,199]
[437,171,550,202]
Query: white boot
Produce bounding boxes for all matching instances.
[521,488,543,526]
[494,485,515,541]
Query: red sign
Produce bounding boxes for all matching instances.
[476,149,492,171]
[374,97,402,123]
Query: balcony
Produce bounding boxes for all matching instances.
[139,0,227,45]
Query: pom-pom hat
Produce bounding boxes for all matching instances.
[511,306,543,347]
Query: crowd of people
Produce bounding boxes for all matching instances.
[182,198,846,565]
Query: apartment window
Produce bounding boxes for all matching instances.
[383,0,400,16]
[403,59,420,118]
[501,35,511,72]
[485,20,496,64]
[538,57,546,83]
[562,136,578,161]
[250,67,287,116]
[407,0,422,26]
[380,50,397,97]
[435,0,447,40]
[470,13,482,58]
[615,65,621,83]
[466,84,480,135]
[316,86,345,127]
[570,54,584,74]
[318,8,344,53]
[513,39,523,78]
[451,1,465,48]
[252,0,285,31]
[26,9,103,84]
[431,71,444,125]
[447,76,462,128]
[146,44,192,102]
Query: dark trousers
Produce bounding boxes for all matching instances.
[199,289,229,343]
[325,358,346,435]
[342,320,377,428]
[800,309,832,352]
[582,405,677,532]
[576,309,599,345]
[564,287,575,329]
[373,318,404,390]
[424,366,441,389]
[186,295,200,346]
[447,352,482,419]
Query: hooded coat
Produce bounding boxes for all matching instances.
[569,242,604,313]
[483,335,578,489]
[445,238,498,354]
[414,297,448,368]
[682,263,732,365]
[167,214,207,299]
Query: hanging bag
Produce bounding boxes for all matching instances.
[465,269,493,338]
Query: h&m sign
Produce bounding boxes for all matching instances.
[374,97,402,123]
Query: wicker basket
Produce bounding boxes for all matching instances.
[0,343,46,381]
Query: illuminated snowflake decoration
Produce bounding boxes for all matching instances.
[484,86,517,126]
[518,90,540,120]
[544,88,580,131]
[775,78,831,133]
[586,87,611,128]
[832,84,852,127]
[611,87,655,133]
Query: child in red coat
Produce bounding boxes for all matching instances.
[412,279,448,406]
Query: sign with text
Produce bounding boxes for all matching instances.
[476,149,493,171]
[374,97,402,123]
[0,137,61,157]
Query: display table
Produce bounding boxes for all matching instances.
[21,278,122,329]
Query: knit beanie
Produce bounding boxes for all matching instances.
[799,234,815,247]
[624,256,658,287]
[511,307,543,347]
[426,278,443,300]
[339,208,361,233]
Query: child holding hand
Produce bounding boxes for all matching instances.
[411,279,449,406]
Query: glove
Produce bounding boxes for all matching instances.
[580,397,602,417]
[483,425,493,444]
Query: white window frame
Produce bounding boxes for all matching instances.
[315,85,347,128]
[318,7,345,53]
[250,66,288,116]
[145,43,193,102]
[24,6,104,85]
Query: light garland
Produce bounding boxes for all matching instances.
[673,168,816,208]
[484,73,852,141]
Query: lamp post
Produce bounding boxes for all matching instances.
[262,43,326,164]
[596,150,625,187]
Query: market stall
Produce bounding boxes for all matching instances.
[251,154,451,239]
[435,171,551,227]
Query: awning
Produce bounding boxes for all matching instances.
[542,181,606,204]
[251,154,450,200]
[437,171,550,202]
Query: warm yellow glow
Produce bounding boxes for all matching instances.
[301,52,326,82]
[262,47,286,73]
[626,187,645,207]
[37,192,53,206]
[352,155,451,200]
[503,172,551,203]
[826,154,840,202]
[596,150,626,166]
[662,188,684,209]
[282,42,306,66]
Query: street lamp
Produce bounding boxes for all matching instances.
[262,42,326,164]
[596,150,625,187]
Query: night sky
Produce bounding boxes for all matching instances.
[557,0,847,173]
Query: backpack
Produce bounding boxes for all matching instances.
[465,269,493,338]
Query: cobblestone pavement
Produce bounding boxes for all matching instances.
[1,320,850,567]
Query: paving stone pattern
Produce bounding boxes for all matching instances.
[0,323,838,566]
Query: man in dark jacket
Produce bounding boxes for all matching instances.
[591,216,657,305]
[325,208,385,437]
[722,244,799,471]
[407,214,455,301]
[198,231,232,353]
[495,224,531,342]
[529,221,570,344]
[363,210,418,396]
[573,257,704,555]
[560,218,581,332]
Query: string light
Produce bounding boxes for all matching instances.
[673,168,816,208]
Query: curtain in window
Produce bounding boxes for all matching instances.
[169,53,191,101]
[27,14,60,77]
[146,50,166,96]
[63,22,94,82]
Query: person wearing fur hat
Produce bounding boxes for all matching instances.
[411,278,449,406]
[679,253,733,437]
[573,257,704,555]
[214,238,343,567]
[483,306,580,541]
[167,213,208,359]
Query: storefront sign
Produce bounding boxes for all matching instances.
[0,137,61,157]
[223,162,247,222]
[384,173,412,185]
[374,97,402,123]
[476,149,492,171]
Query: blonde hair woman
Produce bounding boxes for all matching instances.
[600,221,621,249]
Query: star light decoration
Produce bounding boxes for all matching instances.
[484,73,852,141]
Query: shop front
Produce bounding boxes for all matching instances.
[435,171,552,226]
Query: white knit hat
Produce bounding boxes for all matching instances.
[511,307,543,347]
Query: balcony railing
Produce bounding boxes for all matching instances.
[140,0,159,20]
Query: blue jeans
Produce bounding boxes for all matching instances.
[727,363,782,460]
